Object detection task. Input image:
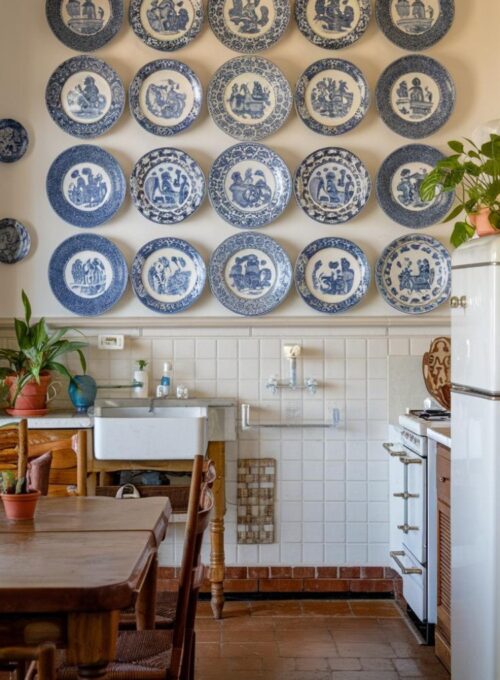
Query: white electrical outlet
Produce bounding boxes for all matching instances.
[98,334,125,350]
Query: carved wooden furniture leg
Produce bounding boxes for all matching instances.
[67,611,119,680]
[208,441,225,619]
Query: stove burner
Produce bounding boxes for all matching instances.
[409,409,450,421]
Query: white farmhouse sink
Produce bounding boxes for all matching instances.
[94,405,208,460]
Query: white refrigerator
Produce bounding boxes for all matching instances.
[451,236,500,680]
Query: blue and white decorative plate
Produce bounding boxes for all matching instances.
[376,0,454,51]
[49,233,128,315]
[295,237,371,314]
[129,60,202,136]
[129,0,204,51]
[295,0,371,49]
[47,145,126,227]
[209,143,291,228]
[0,219,31,264]
[208,56,292,141]
[376,144,454,228]
[295,59,369,136]
[46,0,124,51]
[46,56,125,139]
[0,120,29,163]
[208,0,290,52]
[294,147,371,224]
[130,148,205,224]
[375,233,451,314]
[376,55,455,139]
[209,232,292,315]
[131,237,206,313]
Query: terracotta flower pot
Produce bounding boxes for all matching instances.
[1,490,41,520]
[4,372,59,416]
[469,207,499,237]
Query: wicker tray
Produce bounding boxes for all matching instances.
[96,485,190,512]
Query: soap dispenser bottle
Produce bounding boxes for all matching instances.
[156,361,172,397]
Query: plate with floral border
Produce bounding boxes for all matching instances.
[209,232,292,316]
[295,237,371,314]
[131,237,206,314]
[295,0,371,49]
[209,143,291,228]
[0,120,29,163]
[294,147,371,224]
[0,219,31,264]
[295,58,370,136]
[208,56,292,141]
[129,59,202,136]
[130,147,205,224]
[49,233,128,316]
[46,0,124,52]
[376,0,455,51]
[129,0,204,51]
[376,144,454,228]
[208,0,290,52]
[46,56,125,139]
[376,55,455,139]
[375,233,451,314]
[47,145,126,227]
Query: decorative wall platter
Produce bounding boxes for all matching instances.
[208,56,292,141]
[375,233,451,314]
[295,237,370,314]
[376,55,455,138]
[295,0,371,49]
[46,56,125,139]
[0,119,29,163]
[209,232,292,315]
[130,147,205,224]
[295,58,369,136]
[129,59,202,136]
[0,219,31,264]
[208,0,290,52]
[294,147,371,224]
[422,335,451,410]
[47,145,126,227]
[131,237,206,313]
[46,0,124,51]
[208,143,291,228]
[377,144,454,228]
[376,0,455,51]
[48,233,128,315]
[129,0,204,51]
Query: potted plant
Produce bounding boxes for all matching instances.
[420,133,500,247]
[0,420,40,520]
[133,359,149,398]
[0,291,87,416]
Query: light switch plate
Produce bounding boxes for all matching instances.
[98,334,124,350]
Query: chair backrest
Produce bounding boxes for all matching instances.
[0,643,56,680]
[0,419,28,480]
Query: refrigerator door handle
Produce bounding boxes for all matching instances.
[450,295,467,308]
[383,442,405,457]
[390,550,423,575]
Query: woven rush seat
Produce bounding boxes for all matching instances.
[120,591,177,630]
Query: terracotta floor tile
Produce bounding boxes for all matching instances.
[278,642,337,658]
[328,658,363,671]
[275,628,333,643]
[195,641,221,658]
[221,642,278,658]
[359,657,395,671]
[223,627,276,642]
[331,629,388,644]
[250,601,303,616]
[393,657,451,677]
[331,672,399,680]
[196,628,222,643]
[260,655,296,671]
[294,657,330,671]
[336,642,395,658]
[302,601,353,617]
[349,601,401,618]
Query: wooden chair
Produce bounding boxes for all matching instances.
[0,419,29,483]
[0,643,56,680]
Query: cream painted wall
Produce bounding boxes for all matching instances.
[1,1,499,319]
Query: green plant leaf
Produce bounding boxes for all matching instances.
[448,140,464,154]
[21,290,31,325]
[443,204,464,223]
[451,221,476,248]
[489,211,500,229]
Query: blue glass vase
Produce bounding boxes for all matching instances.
[68,375,97,413]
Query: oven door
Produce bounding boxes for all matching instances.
[390,548,427,622]
[399,447,427,564]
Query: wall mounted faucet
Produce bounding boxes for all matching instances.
[265,344,319,395]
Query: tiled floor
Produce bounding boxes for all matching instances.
[194,600,450,680]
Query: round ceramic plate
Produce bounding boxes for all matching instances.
[209,232,292,315]
[208,56,292,141]
[129,0,204,51]
[47,145,126,227]
[376,144,454,228]
[375,233,451,314]
[130,147,205,224]
[376,0,455,51]
[0,119,29,163]
[49,233,128,315]
[129,59,202,136]
[294,147,371,224]
[46,56,125,139]
[131,237,206,313]
[295,237,371,314]
[295,58,369,136]
[295,0,371,49]
[46,0,124,51]
[0,219,31,264]
[376,55,455,139]
[209,143,291,228]
[208,0,290,52]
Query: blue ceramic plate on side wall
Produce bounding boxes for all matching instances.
[376,0,455,51]
[129,0,205,51]
[0,219,31,264]
[46,0,124,51]
[295,0,371,49]
[0,119,29,163]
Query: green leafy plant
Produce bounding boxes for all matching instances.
[0,470,27,495]
[136,359,148,371]
[420,134,500,247]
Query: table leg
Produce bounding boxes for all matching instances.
[67,611,119,679]
[136,554,158,630]
[208,442,225,619]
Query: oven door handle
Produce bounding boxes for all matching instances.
[393,492,419,499]
[390,550,423,575]
[399,456,422,465]
[383,442,406,458]
[397,523,419,534]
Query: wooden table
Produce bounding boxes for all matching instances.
[0,496,171,678]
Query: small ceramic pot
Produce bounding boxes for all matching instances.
[68,375,98,413]
[1,489,41,520]
[133,370,149,398]
[469,207,499,237]
[4,372,59,416]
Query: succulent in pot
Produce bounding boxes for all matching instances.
[0,420,40,520]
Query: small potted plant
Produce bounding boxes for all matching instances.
[133,359,149,398]
[420,133,500,247]
[0,420,40,520]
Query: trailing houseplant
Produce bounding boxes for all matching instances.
[420,133,500,247]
